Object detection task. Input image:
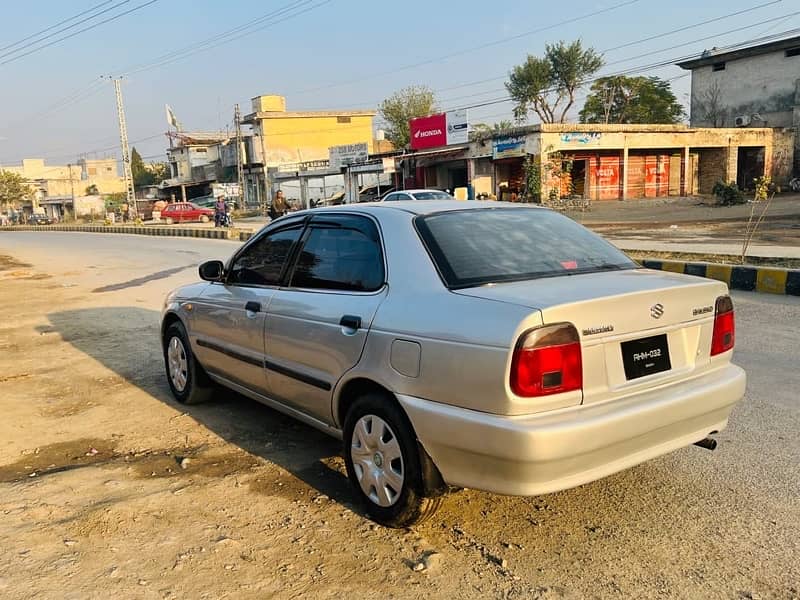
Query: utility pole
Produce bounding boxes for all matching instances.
[111,77,136,218]
[234,103,246,208]
[68,163,75,221]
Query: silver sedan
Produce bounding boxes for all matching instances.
[161,201,745,527]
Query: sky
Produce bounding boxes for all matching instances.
[0,0,797,166]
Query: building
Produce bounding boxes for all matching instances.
[375,123,794,202]
[1,157,125,218]
[677,35,800,173]
[242,95,377,206]
[162,131,239,203]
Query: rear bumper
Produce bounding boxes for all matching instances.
[398,364,746,496]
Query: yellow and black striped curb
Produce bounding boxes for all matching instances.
[4,226,797,296]
[0,224,238,240]
[638,258,800,296]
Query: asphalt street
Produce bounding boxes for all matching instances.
[0,231,798,599]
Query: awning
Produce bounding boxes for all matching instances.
[399,146,468,167]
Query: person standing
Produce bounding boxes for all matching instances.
[214,195,226,227]
[270,190,289,220]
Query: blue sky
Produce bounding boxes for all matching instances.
[0,0,797,165]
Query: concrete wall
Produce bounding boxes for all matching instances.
[688,51,800,128]
[257,114,375,166]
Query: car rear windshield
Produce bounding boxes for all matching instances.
[415,207,637,288]
[412,191,453,200]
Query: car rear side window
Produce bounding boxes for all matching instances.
[289,215,384,292]
[416,208,637,288]
[228,226,303,286]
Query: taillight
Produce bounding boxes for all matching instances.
[510,323,582,397]
[711,295,735,356]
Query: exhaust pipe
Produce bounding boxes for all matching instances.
[694,437,717,451]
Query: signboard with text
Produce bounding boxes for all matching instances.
[329,142,369,169]
[410,110,469,150]
[492,135,527,159]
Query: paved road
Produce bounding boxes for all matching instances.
[1,231,798,599]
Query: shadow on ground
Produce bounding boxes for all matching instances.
[43,307,355,509]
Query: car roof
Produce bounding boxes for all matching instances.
[390,189,449,195]
[291,200,548,217]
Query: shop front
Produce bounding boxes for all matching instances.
[491,134,529,201]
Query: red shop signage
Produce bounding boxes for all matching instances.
[409,113,447,150]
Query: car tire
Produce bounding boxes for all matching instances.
[200,215,210,223]
[163,321,214,405]
[165,217,174,225]
[343,393,444,528]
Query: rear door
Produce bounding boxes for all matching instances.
[190,218,306,393]
[264,213,387,424]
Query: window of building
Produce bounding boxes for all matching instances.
[712,62,726,71]
[88,167,97,175]
[786,47,800,58]
[290,216,384,292]
[194,147,207,153]
[337,116,352,124]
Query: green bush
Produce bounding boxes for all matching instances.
[712,181,745,206]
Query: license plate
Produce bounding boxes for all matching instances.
[621,334,671,380]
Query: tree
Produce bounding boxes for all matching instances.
[131,146,169,186]
[506,40,603,124]
[86,184,99,195]
[695,80,727,127]
[469,120,516,140]
[131,147,150,187]
[579,76,686,124]
[0,170,34,210]
[378,85,437,148]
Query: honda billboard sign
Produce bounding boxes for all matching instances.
[409,110,468,150]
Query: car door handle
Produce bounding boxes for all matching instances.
[245,301,261,313]
[339,315,361,330]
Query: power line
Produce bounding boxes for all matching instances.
[433,7,799,99]
[0,0,161,67]
[0,0,118,54]
[433,16,800,111]
[290,0,644,96]
[122,0,333,76]
[296,0,800,108]
[441,26,800,114]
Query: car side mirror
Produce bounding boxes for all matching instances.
[199,260,224,282]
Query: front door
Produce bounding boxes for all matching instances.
[265,214,387,424]
[191,220,306,393]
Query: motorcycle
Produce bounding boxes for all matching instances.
[789,177,800,193]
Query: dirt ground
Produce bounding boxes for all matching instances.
[1,233,799,600]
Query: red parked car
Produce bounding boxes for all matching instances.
[161,202,215,225]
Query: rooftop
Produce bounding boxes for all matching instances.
[676,34,800,70]
[243,109,375,123]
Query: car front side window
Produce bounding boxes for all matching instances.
[289,216,384,292]
[227,226,303,286]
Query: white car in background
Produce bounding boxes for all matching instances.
[381,189,454,202]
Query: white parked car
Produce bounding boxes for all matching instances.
[380,189,454,202]
[161,202,745,527]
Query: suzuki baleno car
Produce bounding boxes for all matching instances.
[161,202,745,527]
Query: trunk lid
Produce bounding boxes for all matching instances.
[455,268,730,405]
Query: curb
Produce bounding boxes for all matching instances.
[638,258,800,296]
[0,224,237,241]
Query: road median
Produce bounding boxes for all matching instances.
[3,225,798,295]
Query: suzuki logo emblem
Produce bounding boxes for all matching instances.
[650,303,664,319]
